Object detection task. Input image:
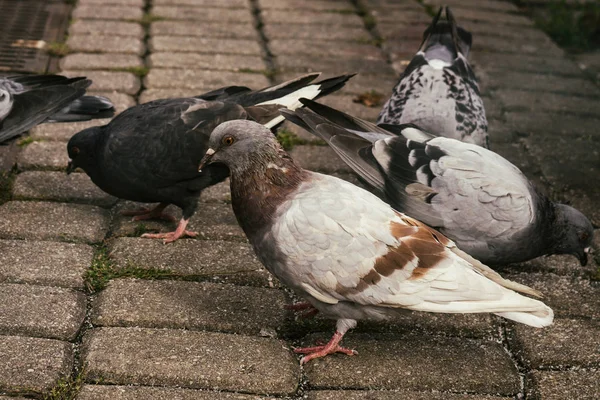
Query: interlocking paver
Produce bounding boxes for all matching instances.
[107,237,272,286]
[0,335,73,396]
[151,20,258,39]
[275,55,392,76]
[505,112,600,138]
[481,71,598,97]
[149,52,266,71]
[12,171,117,207]
[263,24,371,42]
[0,283,86,341]
[72,5,143,20]
[307,390,509,400]
[262,10,363,26]
[17,141,69,171]
[79,0,144,6]
[528,370,600,400]
[60,53,144,70]
[93,279,288,335]
[149,36,263,55]
[276,72,398,97]
[511,318,600,369]
[144,69,269,90]
[77,385,274,399]
[259,0,353,11]
[0,201,109,243]
[472,53,583,76]
[69,20,144,37]
[303,333,519,395]
[151,6,253,22]
[319,95,382,120]
[83,327,300,395]
[423,0,518,13]
[495,89,600,116]
[29,119,110,142]
[471,35,564,57]
[270,40,385,59]
[0,240,92,289]
[60,70,141,95]
[289,145,353,174]
[67,35,145,55]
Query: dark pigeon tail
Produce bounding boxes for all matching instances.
[49,95,115,122]
[312,73,356,100]
[419,6,472,58]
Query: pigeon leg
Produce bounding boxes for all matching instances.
[141,218,198,243]
[121,203,176,222]
[294,331,357,364]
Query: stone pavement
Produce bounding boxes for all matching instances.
[0,0,599,399]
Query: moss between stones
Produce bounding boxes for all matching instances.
[110,66,150,77]
[43,366,86,400]
[46,42,71,57]
[0,169,15,205]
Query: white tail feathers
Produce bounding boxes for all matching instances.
[493,290,554,328]
[258,85,323,129]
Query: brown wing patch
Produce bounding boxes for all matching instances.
[374,242,415,277]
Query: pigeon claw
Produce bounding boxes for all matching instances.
[141,230,198,244]
[294,331,357,364]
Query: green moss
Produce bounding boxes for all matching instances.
[17,136,35,147]
[276,129,308,151]
[0,169,15,205]
[131,13,166,27]
[110,66,150,77]
[46,42,70,57]
[85,247,176,292]
[43,366,86,400]
[132,223,149,237]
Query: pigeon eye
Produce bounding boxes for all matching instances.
[579,232,589,242]
[222,136,235,146]
[72,146,80,155]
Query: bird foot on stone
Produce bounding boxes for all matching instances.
[294,331,356,364]
[141,230,198,244]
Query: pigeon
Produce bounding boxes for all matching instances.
[0,74,114,143]
[67,73,353,243]
[281,99,594,266]
[378,7,488,148]
[198,120,553,364]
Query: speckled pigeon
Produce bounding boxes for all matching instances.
[0,74,114,143]
[197,119,553,364]
[378,7,488,148]
[67,73,353,243]
[282,99,594,267]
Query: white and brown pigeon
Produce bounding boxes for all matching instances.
[198,120,553,364]
[378,7,488,148]
[67,73,353,243]
[282,99,594,267]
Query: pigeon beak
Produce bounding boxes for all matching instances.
[66,160,76,175]
[198,148,215,172]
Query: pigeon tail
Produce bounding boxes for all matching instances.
[493,291,554,328]
[50,95,115,122]
[419,6,472,62]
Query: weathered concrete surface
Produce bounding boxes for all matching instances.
[29,119,110,142]
[82,327,300,395]
[528,370,600,400]
[77,385,276,399]
[306,390,510,400]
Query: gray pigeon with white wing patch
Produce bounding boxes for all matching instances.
[378,7,488,148]
[198,120,553,364]
[282,99,594,267]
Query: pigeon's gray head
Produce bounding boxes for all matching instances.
[66,126,101,174]
[0,88,13,122]
[198,120,282,173]
[553,204,594,266]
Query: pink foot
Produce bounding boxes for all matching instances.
[285,302,319,319]
[121,203,176,222]
[140,217,196,243]
[294,331,357,364]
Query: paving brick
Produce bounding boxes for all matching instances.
[505,273,600,320]
[77,385,273,399]
[528,370,600,400]
[423,0,518,12]
[29,119,110,142]
[0,335,73,396]
[361,0,422,9]
[510,318,600,369]
[69,20,144,37]
[289,145,353,174]
[0,201,109,243]
[494,89,600,117]
[319,94,382,120]
[87,91,136,115]
[151,6,253,22]
[471,35,564,57]
[72,5,143,20]
[150,20,258,39]
[275,54,392,76]
[303,333,519,395]
[481,71,598,97]
[471,53,583,77]
[153,0,249,6]
[144,69,269,90]
[79,0,144,5]
[93,279,288,335]
[139,88,201,103]
[82,327,300,395]
[60,53,144,70]
[149,36,262,56]
[149,52,266,71]
[61,70,141,95]
[0,283,86,341]
[111,201,246,241]
[262,10,363,26]
[504,112,600,138]
[263,24,371,42]
[200,179,231,203]
[107,237,274,287]
[0,240,92,289]
[276,72,397,97]
[12,171,117,207]
[260,0,353,11]
[481,96,503,120]
[370,9,435,24]
[270,40,384,59]
[307,389,509,400]
[67,34,145,55]
[17,141,69,171]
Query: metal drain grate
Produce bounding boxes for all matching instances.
[0,0,71,74]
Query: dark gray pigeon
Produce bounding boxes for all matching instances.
[378,7,488,148]
[282,99,594,267]
[0,74,114,143]
[198,119,553,364]
[67,73,353,243]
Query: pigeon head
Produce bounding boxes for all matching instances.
[0,88,13,122]
[66,126,101,174]
[553,204,594,266]
[198,120,283,174]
